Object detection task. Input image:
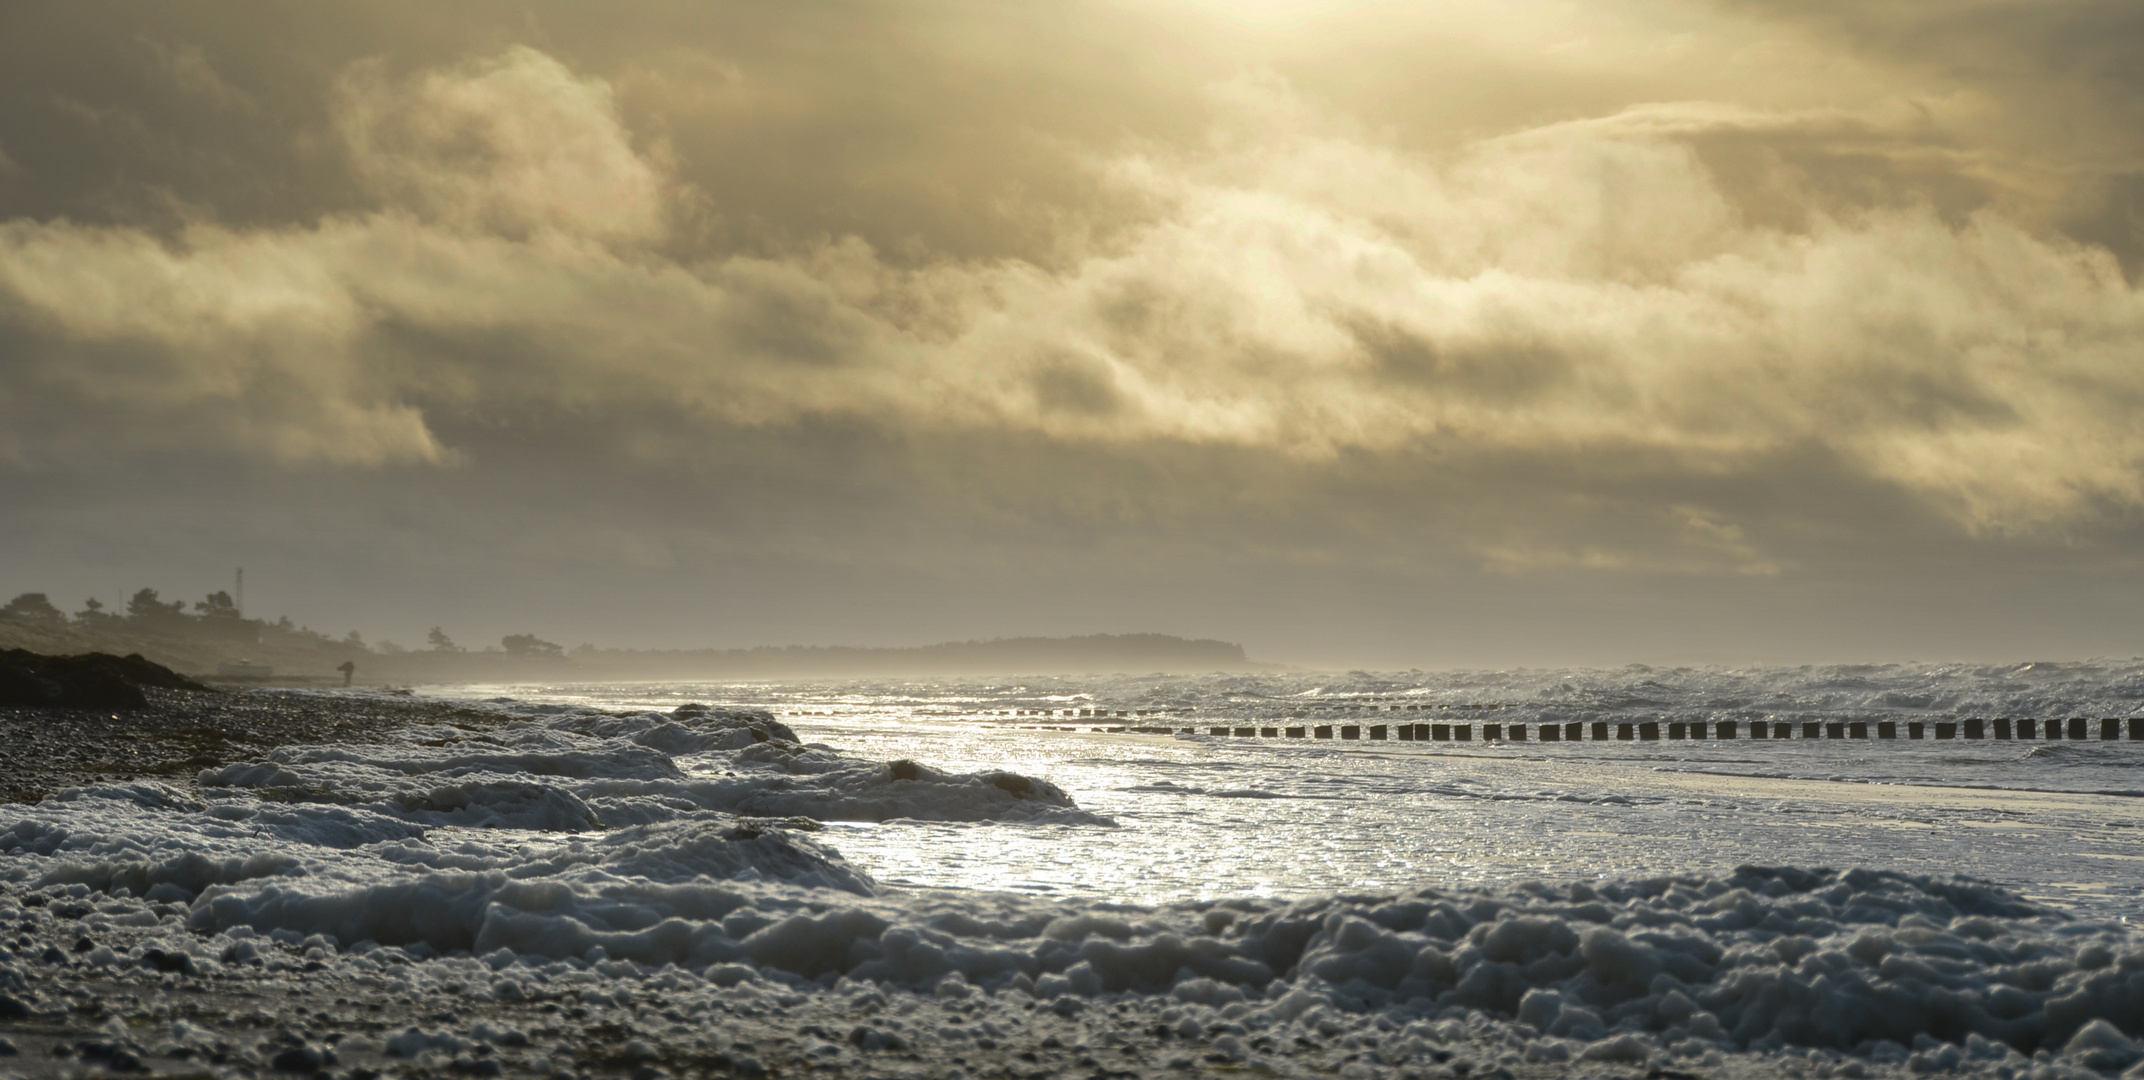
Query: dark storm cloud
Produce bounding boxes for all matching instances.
[4,0,2144,662]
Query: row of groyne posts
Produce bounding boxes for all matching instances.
[995,708,2144,742]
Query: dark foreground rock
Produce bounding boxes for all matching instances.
[0,649,210,710]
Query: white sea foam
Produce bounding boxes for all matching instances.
[193,700,1109,830]
[5,817,2144,1079]
[5,675,2144,1078]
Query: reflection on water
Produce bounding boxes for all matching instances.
[431,665,2144,913]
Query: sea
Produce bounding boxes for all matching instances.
[6,661,2144,1078]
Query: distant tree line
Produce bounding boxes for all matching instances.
[1,588,564,659]
[2,587,346,648]
[4,590,1245,674]
[2,587,252,625]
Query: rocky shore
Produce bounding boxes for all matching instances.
[0,687,510,806]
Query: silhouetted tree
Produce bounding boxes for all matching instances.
[126,588,186,621]
[344,630,365,648]
[426,627,462,652]
[75,597,114,623]
[0,593,64,624]
[502,634,564,658]
[195,591,241,619]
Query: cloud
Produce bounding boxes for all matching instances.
[141,39,259,113]
[1711,0,2144,260]
[333,46,670,244]
[2,39,2142,568]
[1479,506,1784,577]
[0,217,442,467]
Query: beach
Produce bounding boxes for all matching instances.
[0,689,512,808]
[4,671,2144,1079]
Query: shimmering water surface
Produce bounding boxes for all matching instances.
[432,663,2144,915]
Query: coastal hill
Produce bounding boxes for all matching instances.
[0,591,1262,682]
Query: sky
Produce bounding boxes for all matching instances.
[4,0,2144,668]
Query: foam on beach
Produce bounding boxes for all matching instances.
[193,699,1108,830]
[5,694,2144,1078]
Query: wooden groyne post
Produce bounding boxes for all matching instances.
[1004,713,2144,744]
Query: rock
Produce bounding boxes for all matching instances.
[0,665,60,706]
[74,1041,148,1072]
[0,649,210,709]
[137,947,195,975]
[270,1045,327,1072]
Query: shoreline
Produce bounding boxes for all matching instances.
[2,684,2141,1079]
[0,688,510,806]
